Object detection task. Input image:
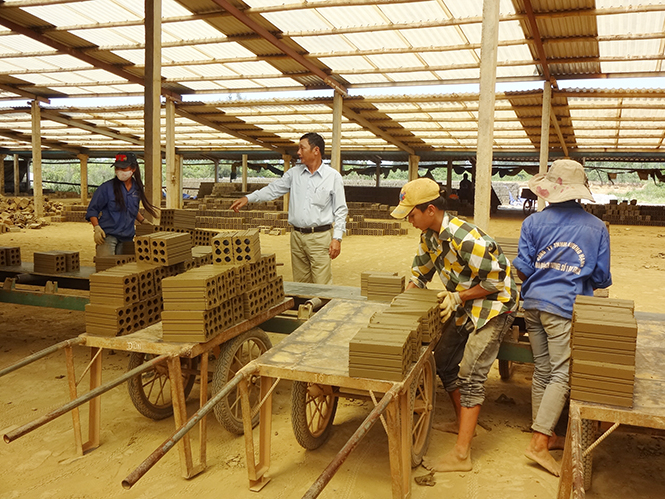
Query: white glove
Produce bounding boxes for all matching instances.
[437,290,463,323]
[93,225,106,245]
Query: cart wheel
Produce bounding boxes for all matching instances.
[291,382,338,450]
[212,328,272,435]
[127,353,197,420]
[411,353,436,467]
[498,359,513,380]
[523,198,536,215]
[581,419,597,491]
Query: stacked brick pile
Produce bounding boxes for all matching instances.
[0,196,66,230]
[62,204,88,222]
[585,200,665,226]
[94,254,136,273]
[349,287,444,381]
[136,232,192,265]
[33,250,80,273]
[360,271,397,297]
[571,295,637,408]
[346,214,408,236]
[365,274,405,302]
[0,246,21,267]
[160,208,197,230]
[161,248,284,343]
[347,202,396,220]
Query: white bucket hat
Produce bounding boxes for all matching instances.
[528,159,594,203]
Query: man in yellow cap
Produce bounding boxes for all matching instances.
[391,177,519,473]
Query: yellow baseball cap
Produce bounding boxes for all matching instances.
[390,178,441,219]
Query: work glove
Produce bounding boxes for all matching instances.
[93,225,106,245]
[437,290,462,323]
[139,218,153,226]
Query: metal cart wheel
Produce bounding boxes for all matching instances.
[291,382,338,450]
[411,353,436,467]
[127,353,198,420]
[498,359,513,380]
[581,419,598,491]
[523,198,536,215]
[212,327,272,435]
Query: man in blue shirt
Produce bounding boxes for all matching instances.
[230,133,348,285]
[513,159,612,476]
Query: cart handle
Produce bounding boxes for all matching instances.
[122,361,260,489]
[0,337,85,379]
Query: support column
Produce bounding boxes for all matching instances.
[408,155,420,181]
[474,0,500,231]
[446,159,453,197]
[538,81,552,212]
[165,98,177,210]
[0,154,5,195]
[331,91,343,172]
[13,154,19,195]
[144,0,162,221]
[375,160,381,187]
[241,154,248,192]
[176,155,183,209]
[213,159,219,183]
[78,154,88,205]
[31,100,43,217]
[282,154,291,212]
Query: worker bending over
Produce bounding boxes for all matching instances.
[513,159,612,476]
[391,178,518,472]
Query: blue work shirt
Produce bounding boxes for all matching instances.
[513,201,612,319]
[85,178,140,241]
[246,163,348,240]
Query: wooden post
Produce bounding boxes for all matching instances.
[144,0,162,222]
[242,154,248,192]
[13,154,19,195]
[0,154,5,195]
[408,155,420,181]
[31,100,43,217]
[375,160,381,187]
[165,98,177,210]
[282,154,291,212]
[474,0,500,231]
[446,159,453,197]
[78,154,88,205]
[538,81,552,212]
[331,91,343,172]
[213,159,219,183]
[176,155,183,209]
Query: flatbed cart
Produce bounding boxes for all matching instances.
[1,297,293,480]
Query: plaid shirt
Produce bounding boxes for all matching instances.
[411,214,519,329]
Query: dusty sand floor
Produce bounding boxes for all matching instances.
[0,212,664,499]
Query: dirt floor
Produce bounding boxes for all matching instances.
[0,211,664,499]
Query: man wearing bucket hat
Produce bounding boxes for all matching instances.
[85,152,157,256]
[391,177,519,473]
[513,159,612,476]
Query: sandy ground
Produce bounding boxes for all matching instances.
[0,212,664,499]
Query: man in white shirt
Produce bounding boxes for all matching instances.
[230,133,348,285]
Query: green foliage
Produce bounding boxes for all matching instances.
[621,179,665,204]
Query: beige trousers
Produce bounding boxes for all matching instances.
[290,229,333,285]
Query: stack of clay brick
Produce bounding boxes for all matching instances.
[160,209,197,230]
[161,248,284,343]
[211,229,261,265]
[349,287,444,381]
[0,246,21,267]
[570,295,637,408]
[346,214,408,236]
[136,232,192,265]
[360,271,397,297]
[62,204,88,222]
[94,254,136,273]
[365,274,406,302]
[86,262,164,336]
[347,202,397,220]
[33,250,80,273]
[585,200,665,226]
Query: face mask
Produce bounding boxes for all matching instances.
[116,169,133,182]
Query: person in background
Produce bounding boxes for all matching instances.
[513,159,612,476]
[230,133,347,285]
[86,152,157,256]
[392,177,518,473]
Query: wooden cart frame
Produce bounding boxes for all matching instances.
[238,298,439,499]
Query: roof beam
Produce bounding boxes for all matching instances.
[209,0,348,96]
[176,107,287,155]
[522,0,554,85]
[0,128,82,153]
[0,83,49,103]
[39,109,146,147]
[0,14,183,102]
[339,104,415,155]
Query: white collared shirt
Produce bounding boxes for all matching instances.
[246,162,348,239]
